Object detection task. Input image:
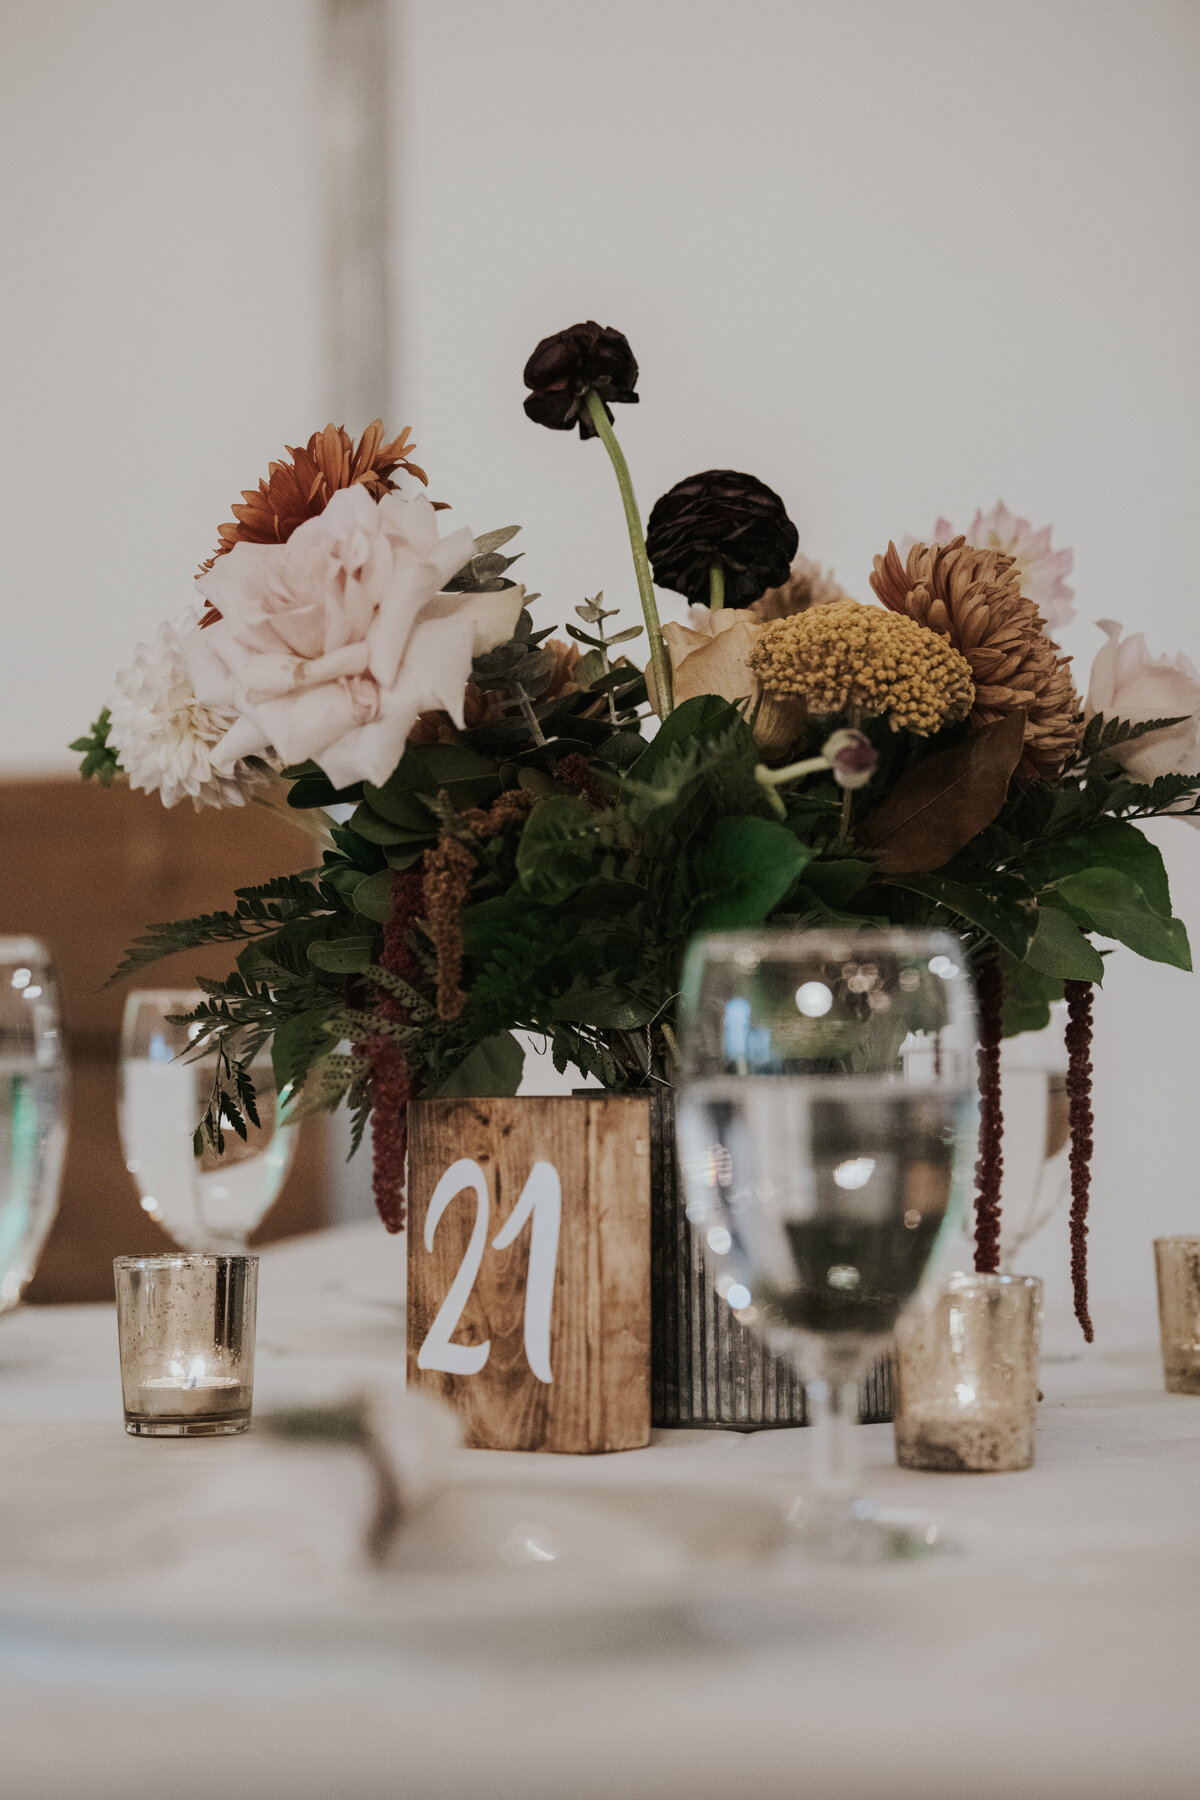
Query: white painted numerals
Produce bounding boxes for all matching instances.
[417,1159,562,1383]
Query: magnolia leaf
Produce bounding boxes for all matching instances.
[858,714,1026,873]
[436,1032,525,1097]
[1052,867,1192,970]
[1024,905,1105,984]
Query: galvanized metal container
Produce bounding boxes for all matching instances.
[647,1091,893,1429]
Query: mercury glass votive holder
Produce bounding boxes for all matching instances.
[1153,1237,1200,1394]
[114,1253,258,1437]
[892,1272,1043,1473]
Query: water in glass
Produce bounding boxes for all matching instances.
[0,939,67,1313]
[119,991,297,1252]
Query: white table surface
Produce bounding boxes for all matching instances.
[3,1223,1199,1800]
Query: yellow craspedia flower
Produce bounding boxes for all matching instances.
[748,600,975,736]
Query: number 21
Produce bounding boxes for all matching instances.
[416,1158,562,1383]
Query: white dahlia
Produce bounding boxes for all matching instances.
[108,612,267,809]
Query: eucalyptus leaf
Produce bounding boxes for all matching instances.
[307,937,376,974]
[352,870,399,923]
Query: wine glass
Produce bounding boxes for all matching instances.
[119,990,298,1252]
[675,927,976,1557]
[0,938,67,1315]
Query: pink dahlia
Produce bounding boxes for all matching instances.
[921,503,1075,634]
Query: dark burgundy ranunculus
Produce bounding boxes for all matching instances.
[523,321,639,438]
[646,469,799,607]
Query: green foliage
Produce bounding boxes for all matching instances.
[435,1031,525,1096]
[688,816,813,930]
[104,645,1200,1153]
[71,708,122,785]
[1076,712,1191,764]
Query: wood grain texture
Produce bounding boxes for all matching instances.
[407,1097,651,1453]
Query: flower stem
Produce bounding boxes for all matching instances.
[755,755,830,787]
[584,389,672,716]
[834,787,854,849]
[709,563,725,611]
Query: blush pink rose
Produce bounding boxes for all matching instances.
[187,485,523,790]
[1085,619,1200,788]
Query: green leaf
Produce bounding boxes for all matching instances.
[998,953,1064,1038]
[307,936,376,974]
[435,1031,525,1097]
[1052,867,1192,970]
[515,796,599,901]
[628,695,748,784]
[352,870,398,923]
[1024,905,1105,983]
[550,987,658,1030]
[573,649,607,687]
[801,859,872,909]
[690,816,813,930]
[350,804,421,846]
[272,1010,336,1092]
[885,874,1035,959]
[1027,818,1173,916]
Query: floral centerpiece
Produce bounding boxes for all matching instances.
[75,324,1200,1341]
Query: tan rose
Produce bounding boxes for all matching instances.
[647,608,805,757]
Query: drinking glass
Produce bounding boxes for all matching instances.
[0,938,67,1315]
[675,928,976,1556]
[119,990,298,1252]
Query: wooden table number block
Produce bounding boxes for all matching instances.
[406,1096,652,1453]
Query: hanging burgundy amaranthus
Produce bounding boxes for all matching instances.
[973,958,1005,1273]
[366,869,425,1234]
[1064,979,1096,1342]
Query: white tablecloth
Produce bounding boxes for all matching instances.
[3,1223,1199,1800]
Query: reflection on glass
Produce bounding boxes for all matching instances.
[0,937,67,1314]
[119,991,297,1252]
[676,928,976,1558]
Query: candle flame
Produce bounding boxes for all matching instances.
[168,1356,207,1388]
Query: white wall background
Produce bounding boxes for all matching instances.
[2,0,1198,1329]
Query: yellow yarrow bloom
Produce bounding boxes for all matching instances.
[748,600,975,736]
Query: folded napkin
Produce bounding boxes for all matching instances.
[27,1386,460,1605]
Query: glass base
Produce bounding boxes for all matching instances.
[124,1412,251,1437]
[782,1492,950,1563]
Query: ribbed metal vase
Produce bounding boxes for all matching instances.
[648,1092,894,1429]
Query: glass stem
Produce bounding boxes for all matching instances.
[583,388,673,716]
[805,1374,861,1501]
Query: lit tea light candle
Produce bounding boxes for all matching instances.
[114,1254,258,1437]
[134,1356,251,1426]
[893,1273,1042,1473]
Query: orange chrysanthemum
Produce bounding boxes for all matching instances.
[870,537,1081,779]
[199,420,427,586]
